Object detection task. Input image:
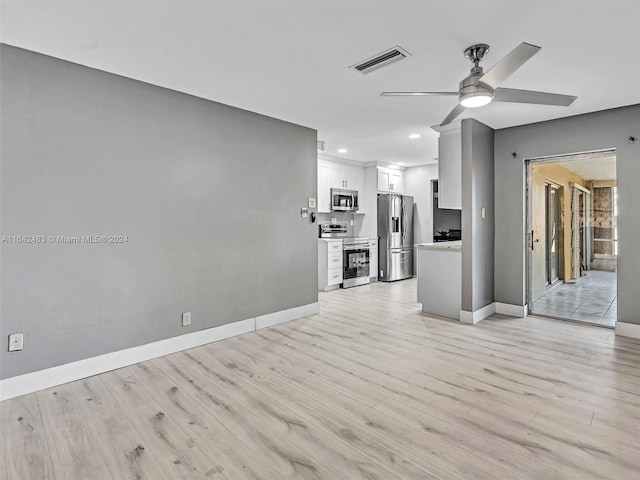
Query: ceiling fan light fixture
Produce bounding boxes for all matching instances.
[460,91,494,108]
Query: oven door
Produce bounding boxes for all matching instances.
[342,247,370,288]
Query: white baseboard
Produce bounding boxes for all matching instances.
[460,303,496,324]
[1,302,318,401]
[495,302,528,318]
[255,302,319,329]
[615,321,640,339]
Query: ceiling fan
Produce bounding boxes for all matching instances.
[381,42,577,126]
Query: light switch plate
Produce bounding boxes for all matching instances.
[8,333,23,352]
[182,312,191,327]
[308,197,316,208]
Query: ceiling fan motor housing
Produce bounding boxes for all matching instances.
[459,44,494,106]
[459,72,494,105]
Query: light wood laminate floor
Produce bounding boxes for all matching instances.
[2,278,640,479]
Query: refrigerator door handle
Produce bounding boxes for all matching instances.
[401,201,405,243]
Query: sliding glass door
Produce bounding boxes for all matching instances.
[545,183,561,285]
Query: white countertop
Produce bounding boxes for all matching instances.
[416,240,462,250]
[318,237,378,242]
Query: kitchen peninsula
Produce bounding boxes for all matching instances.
[416,241,461,320]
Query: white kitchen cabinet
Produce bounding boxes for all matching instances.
[377,170,389,192]
[318,239,343,291]
[318,163,330,213]
[437,126,462,209]
[390,171,403,193]
[329,164,356,190]
[317,158,367,214]
[354,167,367,214]
[377,167,404,193]
[369,238,378,280]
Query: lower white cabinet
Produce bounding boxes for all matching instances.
[369,239,378,280]
[318,240,343,291]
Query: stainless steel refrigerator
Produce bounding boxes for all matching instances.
[378,194,414,282]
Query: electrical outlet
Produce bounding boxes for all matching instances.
[182,312,192,327]
[8,333,23,352]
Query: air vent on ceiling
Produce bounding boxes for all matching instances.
[349,46,411,75]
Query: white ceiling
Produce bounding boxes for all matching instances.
[558,156,616,181]
[2,0,639,167]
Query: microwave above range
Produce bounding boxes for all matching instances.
[330,188,359,212]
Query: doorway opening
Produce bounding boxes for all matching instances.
[526,151,617,327]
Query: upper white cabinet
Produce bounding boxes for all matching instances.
[391,171,403,193]
[329,164,356,190]
[318,158,367,214]
[377,170,388,191]
[377,166,404,194]
[318,163,330,214]
[437,126,462,209]
[354,167,367,214]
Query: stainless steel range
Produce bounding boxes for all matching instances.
[342,237,371,288]
[319,223,371,288]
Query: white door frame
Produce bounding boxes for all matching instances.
[525,149,616,315]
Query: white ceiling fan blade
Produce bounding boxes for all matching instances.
[440,104,466,126]
[478,43,541,89]
[380,91,458,96]
[494,87,577,106]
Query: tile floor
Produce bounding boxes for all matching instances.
[532,270,617,327]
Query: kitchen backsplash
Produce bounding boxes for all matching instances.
[317,212,369,238]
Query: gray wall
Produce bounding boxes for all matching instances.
[494,105,640,325]
[0,45,318,379]
[461,119,495,312]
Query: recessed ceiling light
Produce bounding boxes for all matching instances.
[409,134,421,139]
[338,148,347,154]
